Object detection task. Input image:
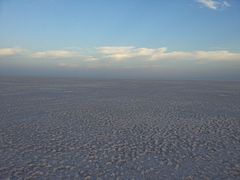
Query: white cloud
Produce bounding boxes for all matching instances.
[194,50,240,61]
[97,47,167,61]
[1,47,240,63]
[31,50,97,62]
[197,0,230,10]
[31,50,81,59]
[58,63,81,68]
[98,46,240,62]
[0,48,26,57]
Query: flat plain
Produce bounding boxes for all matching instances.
[0,77,239,179]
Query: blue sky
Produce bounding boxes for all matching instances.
[0,0,240,79]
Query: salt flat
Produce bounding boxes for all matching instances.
[0,77,239,179]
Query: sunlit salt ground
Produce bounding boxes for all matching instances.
[0,77,239,179]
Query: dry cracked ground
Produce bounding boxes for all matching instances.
[0,77,239,179]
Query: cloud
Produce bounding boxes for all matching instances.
[31,50,97,62]
[31,50,81,59]
[1,47,240,64]
[194,50,240,61]
[0,48,26,57]
[58,63,81,68]
[98,46,240,62]
[97,47,167,61]
[197,0,230,10]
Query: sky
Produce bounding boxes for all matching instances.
[0,0,240,80]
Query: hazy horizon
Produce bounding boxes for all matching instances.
[1,0,240,80]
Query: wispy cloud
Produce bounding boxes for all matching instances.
[197,0,230,10]
[98,46,240,62]
[0,48,26,57]
[31,50,80,58]
[97,47,167,61]
[1,47,240,64]
[31,50,97,62]
[58,63,81,68]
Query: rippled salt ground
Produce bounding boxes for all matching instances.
[0,77,239,179]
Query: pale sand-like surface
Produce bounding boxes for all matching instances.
[0,77,239,179]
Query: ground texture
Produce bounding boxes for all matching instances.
[0,77,240,179]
